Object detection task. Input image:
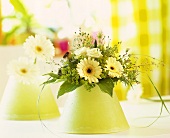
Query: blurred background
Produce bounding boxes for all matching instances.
[0,0,170,101]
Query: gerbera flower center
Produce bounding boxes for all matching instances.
[20,68,27,74]
[87,68,92,73]
[35,46,43,52]
[85,66,94,76]
[110,66,115,70]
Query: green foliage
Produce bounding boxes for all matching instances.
[10,0,29,18]
[57,81,82,98]
[44,72,59,78]
[1,0,35,45]
[98,78,115,97]
[42,78,57,85]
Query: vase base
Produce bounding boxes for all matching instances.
[61,126,129,134]
[0,113,60,120]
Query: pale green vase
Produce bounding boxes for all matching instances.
[0,76,60,120]
[59,85,129,134]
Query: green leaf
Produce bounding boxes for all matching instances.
[43,72,59,78]
[57,81,82,98]
[147,75,170,114]
[98,78,114,97]
[55,79,65,83]
[42,78,57,85]
[10,0,29,17]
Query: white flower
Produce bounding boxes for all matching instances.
[77,58,102,83]
[7,57,40,84]
[87,48,103,58]
[127,84,143,103]
[74,47,89,57]
[23,34,55,61]
[106,57,123,78]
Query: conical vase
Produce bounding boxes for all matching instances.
[59,85,129,134]
[0,76,60,120]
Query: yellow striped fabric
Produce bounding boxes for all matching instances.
[110,0,170,100]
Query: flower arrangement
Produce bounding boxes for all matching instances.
[8,29,166,103]
[7,34,55,84]
[42,29,170,126]
[6,29,169,126]
[44,29,143,98]
[3,34,61,121]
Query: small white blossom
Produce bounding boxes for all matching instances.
[87,48,103,58]
[74,47,89,57]
[7,57,40,84]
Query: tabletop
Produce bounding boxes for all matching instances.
[0,98,170,138]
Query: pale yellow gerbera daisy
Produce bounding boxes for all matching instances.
[77,58,102,83]
[23,34,55,61]
[106,57,123,78]
[7,57,40,84]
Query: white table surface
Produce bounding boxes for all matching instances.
[0,98,170,138]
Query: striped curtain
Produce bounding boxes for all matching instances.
[0,0,2,44]
[110,0,170,100]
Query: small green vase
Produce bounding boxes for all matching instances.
[59,85,129,134]
[0,76,60,120]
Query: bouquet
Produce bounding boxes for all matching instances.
[43,29,156,98]
[7,35,55,84]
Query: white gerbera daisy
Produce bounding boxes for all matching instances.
[23,34,55,61]
[87,48,103,58]
[7,57,40,84]
[106,57,123,78]
[77,58,102,83]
